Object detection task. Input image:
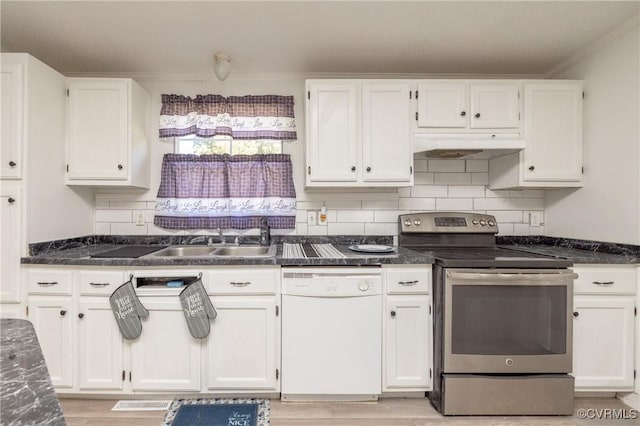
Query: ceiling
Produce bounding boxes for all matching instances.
[1,1,638,77]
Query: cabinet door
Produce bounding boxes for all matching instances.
[573,296,635,391]
[1,186,22,303]
[67,79,128,180]
[523,83,583,182]
[385,296,431,389]
[470,84,520,129]
[29,296,74,388]
[306,82,359,182]
[206,297,278,390]
[77,299,124,390]
[362,83,412,182]
[417,82,467,128]
[1,63,23,179]
[129,298,201,391]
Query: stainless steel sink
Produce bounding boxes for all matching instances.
[145,244,276,258]
[147,246,217,257]
[211,245,276,257]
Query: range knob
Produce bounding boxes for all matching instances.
[471,219,479,225]
[404,219,412,226]
[479,220,487,226]
[488,220,496,226]
[413,219,422,226]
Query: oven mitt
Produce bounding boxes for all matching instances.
[179,279,217,339]
[109,280,149,340]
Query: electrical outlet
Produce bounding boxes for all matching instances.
[307,211,317,226]
[135,212,146,226]
[529,212,542,227]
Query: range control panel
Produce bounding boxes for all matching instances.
[399,212,499,234]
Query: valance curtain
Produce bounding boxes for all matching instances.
[154,154,297,230]
[158,94,297,140]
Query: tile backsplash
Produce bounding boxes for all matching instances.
[94,159,545,239]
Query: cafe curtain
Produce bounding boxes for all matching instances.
[154,153,297,230]
[158,94,297,140]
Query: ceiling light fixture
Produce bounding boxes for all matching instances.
[213,53,231,81]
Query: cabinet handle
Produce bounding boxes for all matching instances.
[398,280,419,286]
[7,197,15,204]
[89,282,110,287]
[460,111,466,117]
[78,313,84,319]
[117,164,123,170]
[60,310,67,317]
[37,281,58,286]
[366,167,371,172]
[528,166,535,171]
[230,281,251,287]
[8,161,16,167]
[474,113,481,118]
[592,281,614,286]
[351,166,356,172]
[390,310,396,317]
[573,311,579,317]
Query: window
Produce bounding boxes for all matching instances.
[175,135,282,155]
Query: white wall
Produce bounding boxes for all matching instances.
[90,74,546,239]
[545,23,640,245]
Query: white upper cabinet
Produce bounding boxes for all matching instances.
[66,78,150,188]
[1,63,23,179]
[416,81,520,132]
[306,80,413,187]
[489,81,583,189]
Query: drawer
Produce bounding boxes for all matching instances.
[207,267,279,295]
[27,269,73,295]
[385,266,432,294]
[572,265,636,295]
[78,270,126,296]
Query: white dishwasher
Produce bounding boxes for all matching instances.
[281,267,382,401]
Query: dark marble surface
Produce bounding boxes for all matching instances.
[0,319,66,426]
[498,236,640,264]
[23,235,431,266]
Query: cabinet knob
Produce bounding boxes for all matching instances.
[460,111,466,117]
[78,313,84,319]
[366,167,371,172]
[117,164,123,170]
[60,310,67,317]
[474,113,481,118]
[390,310,396,317]
[528,165,535,171]
[8,161,16,167]
[351,166,356,172]
[7,197,15,204]
[573,311,579,317]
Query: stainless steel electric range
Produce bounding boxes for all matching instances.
[398,212,577,416]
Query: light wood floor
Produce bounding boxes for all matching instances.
[59,397,640,426]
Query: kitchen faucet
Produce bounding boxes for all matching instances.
[260,217,271,246]
[216,228,226,245]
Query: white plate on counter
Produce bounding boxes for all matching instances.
[348,244,396,253]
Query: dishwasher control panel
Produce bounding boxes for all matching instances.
[281,267,382,297]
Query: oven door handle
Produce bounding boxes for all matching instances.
[446,271,578,283]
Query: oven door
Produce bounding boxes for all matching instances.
[443,268,576,374]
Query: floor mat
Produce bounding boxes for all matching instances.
[162,398,270,426]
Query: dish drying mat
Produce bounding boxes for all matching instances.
[283,243,346,259]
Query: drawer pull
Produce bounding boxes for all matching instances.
[593,281,614,286]
[37,281,58,286]
[89,282,110,287]
[398,280,419,286]
[230,281,251,287]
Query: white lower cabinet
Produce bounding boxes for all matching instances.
[572,265,637,392]
[130,297,201,392]
[206,297,278,390]
[382,265,432,392]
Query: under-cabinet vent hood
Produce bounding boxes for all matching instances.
[414,133,525,159]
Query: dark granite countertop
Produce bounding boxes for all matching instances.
[0,319,66,426]
[498,236,640,265]
[22,235,433,267]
